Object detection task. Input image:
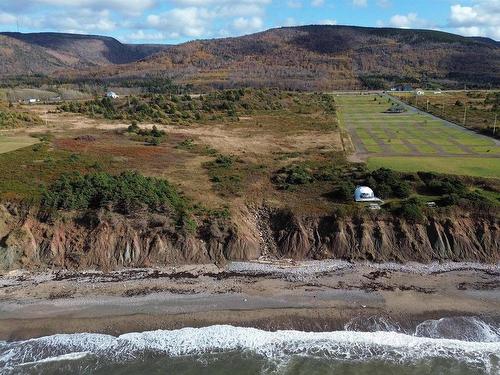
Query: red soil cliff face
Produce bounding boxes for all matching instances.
[0,204,498,270]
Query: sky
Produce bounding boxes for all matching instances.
[0,0,498,44]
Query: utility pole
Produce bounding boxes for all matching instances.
[463,103,467,126]
[493,113,497,136]
[442,103,445,117]
[426,100,429,112]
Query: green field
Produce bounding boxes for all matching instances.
[394,91,499,137]
[337,94,500,178]
[0,135,39,154]
[367,156,500,179]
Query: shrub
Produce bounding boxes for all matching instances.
[375,183,393,199]
[461,191,496,210]
[147,136,162,146]
[150,125,163,137]
[333,182,355,201]
[127,121,140,133]
[365,168,414,199]
[273,164,314,189]
[213,154,234,168]
[128,124,166,145]
[41,171,187,214]
[426,177,466,195]
[398,197,425,222]
[392,181,412,198]
[177,138,195,150]
[370,168,398,185]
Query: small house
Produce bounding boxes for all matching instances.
[106,91,119,99]
[415,89,425,96]
[354,186,382,203]
[392,84,413,92]
[27,98,37,104]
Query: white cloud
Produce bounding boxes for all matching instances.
[311,0,325,7]
[284,17,298,26]
[319,18,337,25]
[12,8,117,33]
[126,30,169,42]
[352,0,367,7]
[389,12,430,29]
[147,7,215,38]
[216,4,267,17]
[54,17,116,33]
[143,0,271,40]
[170,0,270,6]
[2,0,155,15]
[448,1,500,40]
[376,0,391,8]
[0,11,16,25]
[232,16,264,33]
[287,1,302,8]
[389,13,417,28]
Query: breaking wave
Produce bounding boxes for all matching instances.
[1,317,499,374]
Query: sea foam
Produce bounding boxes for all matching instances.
[1,320,499,374]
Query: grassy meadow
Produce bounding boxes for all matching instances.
[337,94,499,178]
[0,135,39,154]
[394,90,499,138]
[0,88,497,219]
[368,157,500,179]
[0,90,346,214]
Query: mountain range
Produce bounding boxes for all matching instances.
[1,25,499,90]
[0,32,169,76]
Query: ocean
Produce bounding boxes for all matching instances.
[1,316,499,374]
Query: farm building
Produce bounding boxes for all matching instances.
[415,89,425,96]
[391,84,413,92]
[354,186,382,202]
[106,91,119,99]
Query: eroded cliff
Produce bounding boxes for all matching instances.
[0,204,498,271]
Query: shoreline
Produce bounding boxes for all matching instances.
[1,260,499,341]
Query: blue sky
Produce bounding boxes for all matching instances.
[0,0,498,43]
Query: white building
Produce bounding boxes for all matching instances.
[354,186,382,203]
[415,89,425,96]
[106,91,119,99]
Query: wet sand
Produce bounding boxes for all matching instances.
[0,261,499,340]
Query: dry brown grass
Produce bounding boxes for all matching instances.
[18,95,345,214]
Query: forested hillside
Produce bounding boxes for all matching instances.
[74,25,500,90]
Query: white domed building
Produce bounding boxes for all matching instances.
[354,186,382,202]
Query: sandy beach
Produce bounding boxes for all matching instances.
[0,261,499,341]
